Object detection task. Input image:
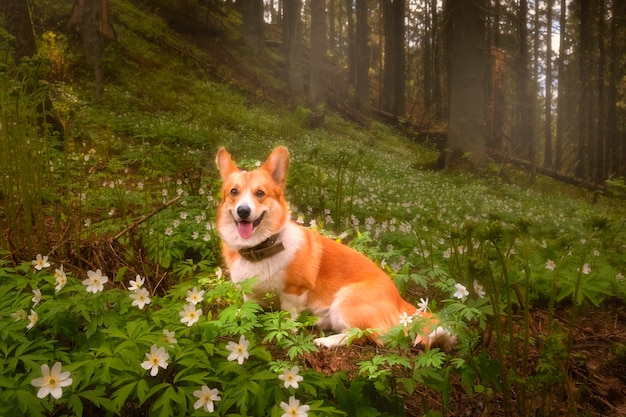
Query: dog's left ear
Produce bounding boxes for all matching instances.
[261,146,290,186]
[216,147,239,180]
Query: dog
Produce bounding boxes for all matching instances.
[216,146,456,351]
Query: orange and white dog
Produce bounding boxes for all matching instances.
[216,146,455,351]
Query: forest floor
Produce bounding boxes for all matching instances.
[301,303,626,417]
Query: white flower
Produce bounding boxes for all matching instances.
[128,275,145,291]
[32,288,42,307]
[545,259,556,271]
[179,303,202,327]
[82,269,108,293]
[473,280,486,298]
[453,283,469,299]
[130,288,151,310]
[193,385,221,412]
[163,329,177,345]
[141,344,169,376]
[215,267,223,279]
[226,335,250,365]
[280,396,310,417]
[31,362,73,399]
[279,366,304,389]
[186,287,205,305]
[11,309,26,321]
[416,297,429,313]
[399,312,413,327]
[54,266,67,291]
[27,309,38,330]
[32,254,50,271]
[581,263,591,275]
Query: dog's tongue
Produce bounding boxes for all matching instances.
[238,222,254,239]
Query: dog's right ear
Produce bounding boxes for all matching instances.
[216,147,239,180]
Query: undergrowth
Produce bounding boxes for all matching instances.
[1,2,625,416]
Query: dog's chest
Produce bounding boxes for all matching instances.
[229,223,304,303]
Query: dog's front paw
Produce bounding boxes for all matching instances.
[314,333,348,349]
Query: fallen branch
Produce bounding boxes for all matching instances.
[112,195,182,241]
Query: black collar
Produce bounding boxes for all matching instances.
[239,233,285,262]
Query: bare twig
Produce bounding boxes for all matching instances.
[112,195,182,241]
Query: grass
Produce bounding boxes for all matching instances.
[1,2,625,416]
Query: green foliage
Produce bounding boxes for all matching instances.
[1,1,625,416]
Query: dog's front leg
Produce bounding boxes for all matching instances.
[279,290,309,321]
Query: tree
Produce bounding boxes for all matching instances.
[555,0,568,171]
[544,0,554,168]
[380,0,405,116]
[354,0,369,111]
[3,0,37,60]
[68,0,116,101]
[443,0,487,167]
[239,0,265,55]
[283,0,304,96]
[513,0,535,163]
[309,0,327,110]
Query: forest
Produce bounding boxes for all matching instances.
[0,0,625,416]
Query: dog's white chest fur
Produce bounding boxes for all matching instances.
[229,222,304,308]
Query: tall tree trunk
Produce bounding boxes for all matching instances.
[380,0,405,117]
[595,0,606,183]
[283,0,304,96]
[345,0,356,87]
[3,0,37,59]
[443,0,487,168]
[240,0,264,55]
[513,0,534,163]
[309,0,327,110]
[422,0,433,114]
[544,0,553,168]
[487,0,504,151]
[432,0,444,121]
[607,0,626,177]
[576,0,593,180]
[68,0,115,102]
[555,0,567,171]
[355,0,369,111]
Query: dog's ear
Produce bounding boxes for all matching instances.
[216,147,239,180]
[261,146,290,186]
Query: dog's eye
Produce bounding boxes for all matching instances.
[255,190,265,198]
[229,188,239,197]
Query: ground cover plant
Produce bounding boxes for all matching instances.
[1,2,626,416]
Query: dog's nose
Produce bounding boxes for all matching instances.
[236,205,251,220]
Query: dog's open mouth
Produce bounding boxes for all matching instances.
[236,212,265,239]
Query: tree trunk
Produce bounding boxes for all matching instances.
[68,0,116,102]
[345,0,356,87]
[3,0,37,60]
[576,0,593,180]
[513,0,534,163]
[555,0,567,171]
[240,0,264,55]
[354,0,369,111]
[544,0,553,168]
[309,0,327,110]
[444,0,487,168]
[283,0,304,96]
[380,0,405,117]
[607,0,626,177]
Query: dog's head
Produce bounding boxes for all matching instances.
[216,146,290,249]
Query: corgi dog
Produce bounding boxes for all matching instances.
[216,146,456,351]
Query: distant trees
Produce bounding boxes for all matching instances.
[11,0,626,183]
[443,0,487,167]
